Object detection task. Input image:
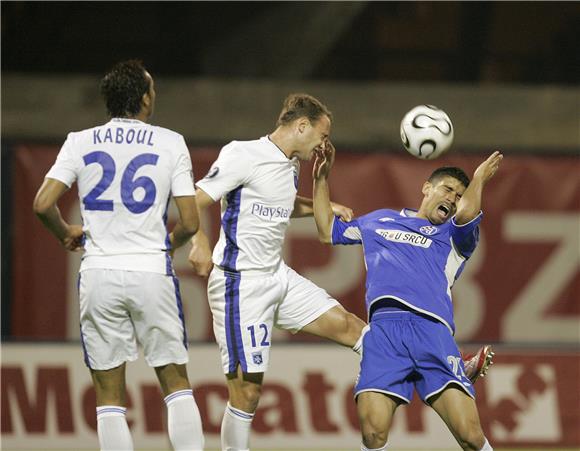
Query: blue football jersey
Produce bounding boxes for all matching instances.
[331,208,482,334]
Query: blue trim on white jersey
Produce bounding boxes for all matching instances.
[220,186,243,271]
[171,275,188,349]
[163,195,173,276]
[77,273,92,369]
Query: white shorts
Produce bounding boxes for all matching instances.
[79,269,189,370]
[208,262,340,374]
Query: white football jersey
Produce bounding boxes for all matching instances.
[196,136,299,273]
[45,118,196,274]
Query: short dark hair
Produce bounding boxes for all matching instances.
[100,59,150,118]
[428,167,470,188]
[276,93,332,127]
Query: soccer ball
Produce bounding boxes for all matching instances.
[400,105,454,159]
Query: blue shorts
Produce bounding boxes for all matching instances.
[354,311,475,404]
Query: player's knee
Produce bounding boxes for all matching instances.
[455,422,486,450]
[361,428,388,448]
[231,382,262,412]
[346,312,365,339]
[360,414,388,448]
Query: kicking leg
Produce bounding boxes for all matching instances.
[357,392,400,449]
[221,365,264,451]
[301,304,367,350]
[429,385,491,451]
[91,363,134,451]
[155,363,204,451]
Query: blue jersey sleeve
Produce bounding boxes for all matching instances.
[331,215,362,245]
[450,212,483,258]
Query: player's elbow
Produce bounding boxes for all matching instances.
[454,209,478,225]
[32,194,52,218]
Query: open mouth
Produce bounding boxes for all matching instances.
[437,204,450,220]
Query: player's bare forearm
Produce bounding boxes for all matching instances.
[34,203,71,242]
[455,179,484,224]
[292,196,314,217]
[187,188,215,277]
[33,178,83,250]
[170,223,197,251]
[313,177,334,243]
[456,151,503,224]
[171,195,199,250]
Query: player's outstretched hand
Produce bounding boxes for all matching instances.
[62,224,84,251]
[313,139,336,180]
[331,202,354,222]
[474,151,503,184]
[188,233,213,278]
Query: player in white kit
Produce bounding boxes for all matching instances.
[188,94,368,450]
[33,60,204,450]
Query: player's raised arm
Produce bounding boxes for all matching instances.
[187,187,215,277]
[312,141,337,243]
[33,177,84,251]
[455,151,503,224]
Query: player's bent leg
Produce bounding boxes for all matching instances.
[91,364,133,450]
[221,365,264,451]
[301,305,367,349]
[429,385,489,451]
[155,363,204,451]
[357,391,399,449]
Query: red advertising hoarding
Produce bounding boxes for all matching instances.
[11,146,579,344]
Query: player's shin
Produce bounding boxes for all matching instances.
[222,402,254,451]
[164,389,205,450]
[96,406,134,451]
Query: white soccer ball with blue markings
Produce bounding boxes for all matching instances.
[400,105,454,159]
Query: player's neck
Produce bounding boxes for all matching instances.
[268,128,294,159]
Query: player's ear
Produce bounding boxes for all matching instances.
[421,181,432,196]
[142,92,151,109]
[296,117,309,134]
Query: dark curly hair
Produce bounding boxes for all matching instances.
[100,59,150,118]
[276,93,332,127]
[428,166,470,188]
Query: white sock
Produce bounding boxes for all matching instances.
[96,405,133,451]
[361,443,387,451]
[480,438,493,450]
[221,402,254,451]
[352,325,370,356]
[164,389,205,451]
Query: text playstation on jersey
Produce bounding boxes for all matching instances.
[93,128,154,146]
[251,202,291,220]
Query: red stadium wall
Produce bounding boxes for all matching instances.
[11,145,579,345]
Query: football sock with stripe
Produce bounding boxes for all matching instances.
[221,402,254,451]
[96,405,133,451]
[164,389,204,451]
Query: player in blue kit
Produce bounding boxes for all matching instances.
[312,143,502,451]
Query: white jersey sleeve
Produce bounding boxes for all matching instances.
[46,133,82,187]
[195,142,254,201]
[171,136,196,197]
